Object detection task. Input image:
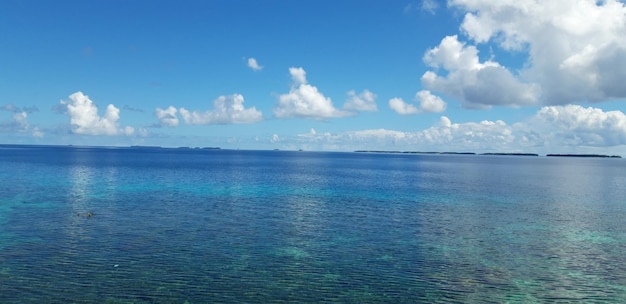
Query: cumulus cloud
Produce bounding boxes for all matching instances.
[274,67,351,119]
[247,57,263,71]
[416,90,447,113]
[0,105,43,137]
[530,105,626,146]
[343,89,378,112]
[422,35,539,108]
[179,94,263,125]
[389,98,420,115]
[60,91,134,136]
[389,90,447,115]
[12,112,29,130]
[155,106,179,127]
[0,112,30,133]
[428,1,626,106]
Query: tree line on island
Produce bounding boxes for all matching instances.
[353,150,622,158]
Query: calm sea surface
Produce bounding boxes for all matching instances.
[1,145,626,303]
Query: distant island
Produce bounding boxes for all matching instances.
[129,145,221,150]
[354,150,620,158]
[547,154,621,158]
[354,150,529,156]
[481,153,539,157]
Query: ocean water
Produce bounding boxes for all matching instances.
[1,145,626,303]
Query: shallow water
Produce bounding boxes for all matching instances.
[1,146,626,303]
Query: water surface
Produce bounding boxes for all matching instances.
[1,146,625,303]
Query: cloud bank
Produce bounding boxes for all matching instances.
[289,105,626,153]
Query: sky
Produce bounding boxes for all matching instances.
[2,0,626,154]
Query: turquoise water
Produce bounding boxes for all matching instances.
[1,146,626,303]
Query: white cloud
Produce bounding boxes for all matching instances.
[418,116,514,149]
[274,67,350,119]
[32,127,43,138]
[289,66,307,85]
[432,1,626,105]
[343,89,378,112]
[422,35,539,108]
[136,128,149,137]
[416,90,447,113]
[0,108,44,137]
[389,97,420,115]
[60,91,132,136]
[0,111,30,134]
[389,90,447,115]
[179,94,263,125]
[421,0,438,14]
[12,112,29,131]
[530,105,626,146]
[271,134,280,143]
[288,106,626,154]
[123,126,135,136]
[155,106,179,127]
[247,57,263,71]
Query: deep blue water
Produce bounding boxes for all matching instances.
[1,145,626,303]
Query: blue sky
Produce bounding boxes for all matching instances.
[2,0,626,154]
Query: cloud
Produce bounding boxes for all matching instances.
[389,98,420,115]
[155,106,179,127]
[530,105,626,146]
[290,67,307,85]
[418,116,515,150]
[0,112,29,133]
[403,0,438,14]
[421,0,438,14]
[12,112,29,131]
[274,67,351,119]
[1,103,39,114]
[343,89,378,112]
[179,94,263,125]
[32,127,44,138]
[59,91,134,136]
[0,104,19,112]
[422,35,539,108]
[416,90,447,113]
[430,1,626,106]
[247,57,263,71]
[271,134,280,143]
[123,105,144,112]
[389,90,447,115]
[289,106,626,153]
[0,106,43,137]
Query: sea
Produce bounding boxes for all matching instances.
[1,145,625,303]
